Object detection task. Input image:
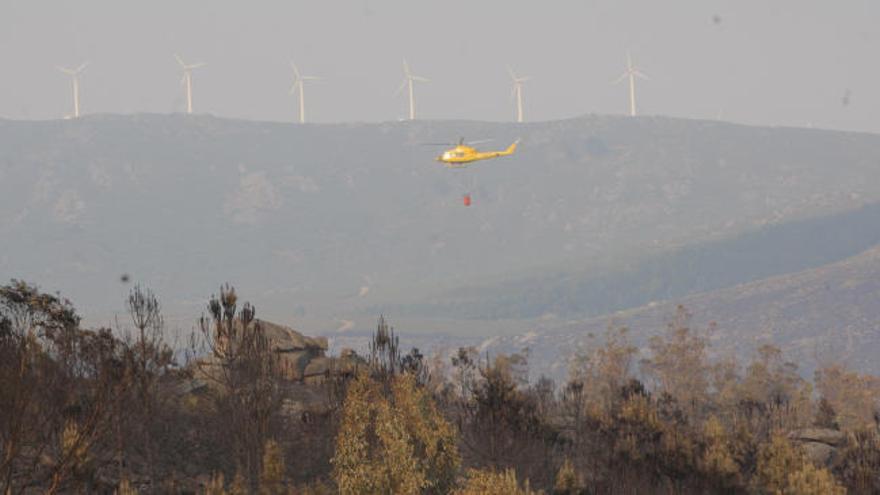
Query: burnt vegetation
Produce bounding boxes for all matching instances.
[2,280,879,494]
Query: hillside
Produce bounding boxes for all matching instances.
[392,201,880,320]
[472,245,880,381]
[2,113,880,328]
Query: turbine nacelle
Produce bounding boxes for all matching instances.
[289,62,320,94]
[175,54,206,72]
[57,62,88,76]
[507,66,531,85]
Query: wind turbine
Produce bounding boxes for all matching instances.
[613,52,649,117]
[174,54,206,114]
[289,62,319,124]
[57,62,88,118]
[397,59,428,120]
[508,66,530,123]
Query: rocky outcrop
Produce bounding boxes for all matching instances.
[789,428,846,466]
[199,318,362,384]
[257,319,330,381]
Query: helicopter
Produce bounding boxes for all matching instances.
[424,137,520,206]
[431,138,520,168]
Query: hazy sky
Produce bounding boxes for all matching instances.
[1,1,878,133]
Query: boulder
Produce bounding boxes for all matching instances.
[800,441,837,466]
[789,428,845,447]
[788,428,845,467]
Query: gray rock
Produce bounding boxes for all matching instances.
[789,428,845,447]
[800,441,837,466]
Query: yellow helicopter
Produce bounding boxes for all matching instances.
[432,138,520,168]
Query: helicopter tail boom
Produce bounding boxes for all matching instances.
[500,138,520,156]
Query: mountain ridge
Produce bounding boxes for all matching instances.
[2,113,880,330]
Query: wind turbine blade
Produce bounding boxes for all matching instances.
[634,70,649,80]
[395,79,407,96]
[57,66,74,75]
[612,73,628,84]
[412,76,429,83]
[174,53,185,68]
[76,62,89,73]
[291,62,301,79]
[188,62,206,70]
[507,65,518,81]
[402,59,411,77]
[302,76,320,81]
[289,81,299,94]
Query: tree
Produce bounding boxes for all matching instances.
[755,434,806,494]
[368,315,401,387]
[699,415,740,490]
[332,372,459,495]
[450,347,479,400]
[0,280,77,492]
[834,428,880,493]
[641,306,712,420]
[567,326,637,415]
[196,285,281,491]
[0,280,131,494]
[456,351,556,487]
[739,345,812,435]
[119,284,173,484]
[815,364,880,430]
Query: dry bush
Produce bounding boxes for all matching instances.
[454,468,539,495]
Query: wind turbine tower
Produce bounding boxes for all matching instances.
[614,52,649,116]
[508,67,530,123]
[397,59,428,120]
[174,54,206,114]
[57,62,88,118]
[289,62,319,124]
